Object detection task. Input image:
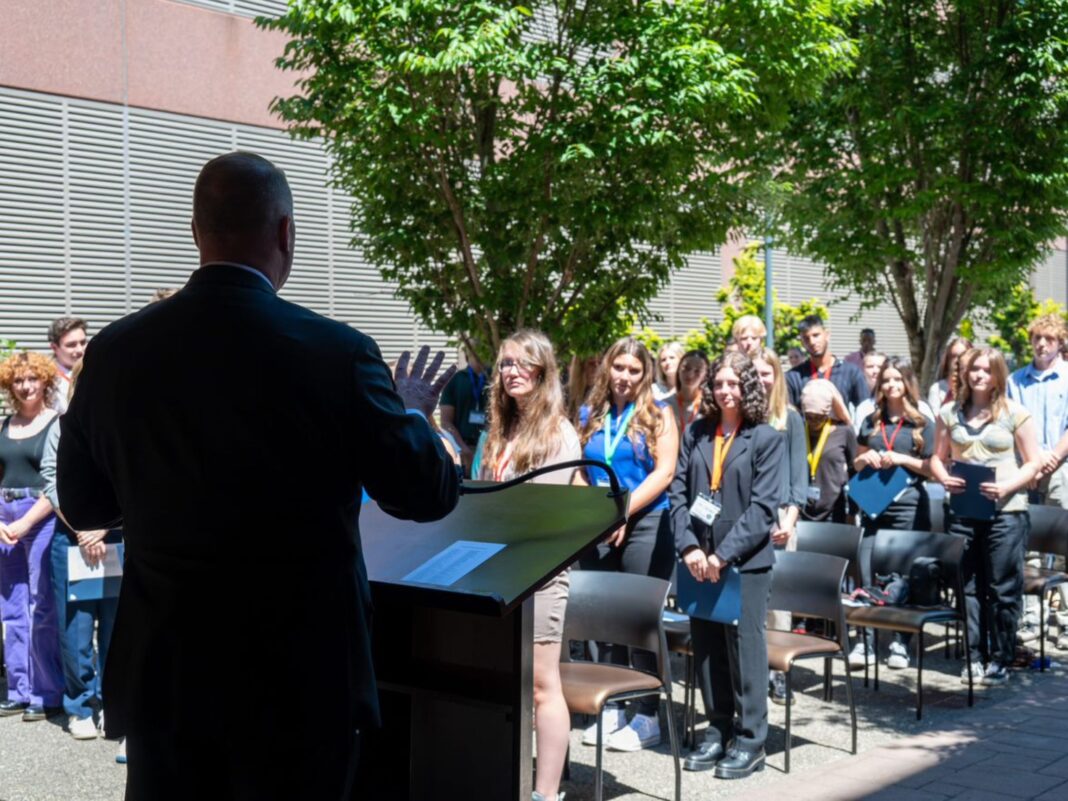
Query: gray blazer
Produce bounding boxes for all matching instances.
[669,420,785,572]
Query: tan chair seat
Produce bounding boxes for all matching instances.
[766,630,841,672]
[1023,565,1068,596]
[846,604,956,633]
[560,662,662,715]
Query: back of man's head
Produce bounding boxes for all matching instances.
[193,152,293,251]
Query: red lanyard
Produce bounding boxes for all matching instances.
[493,442,515,482]
[880,418,905,450]
[810,359,832,381]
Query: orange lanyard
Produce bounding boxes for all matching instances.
[880,418,905,451]
[683,395,701,427]
[711,424,736,492]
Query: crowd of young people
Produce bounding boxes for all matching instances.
[5,309,1068,799]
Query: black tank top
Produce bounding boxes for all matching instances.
[0,415,57,489]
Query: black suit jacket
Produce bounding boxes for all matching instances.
[669,420,784,572]
[58,265,458,798]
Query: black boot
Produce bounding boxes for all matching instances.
[714,746,765,779]
[683,739,724,772]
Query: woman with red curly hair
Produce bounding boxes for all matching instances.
[0,351,65,720]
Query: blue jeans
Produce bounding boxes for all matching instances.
[49,529,120,720]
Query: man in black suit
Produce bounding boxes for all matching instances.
[57,152,460,801]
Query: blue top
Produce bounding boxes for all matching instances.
[1007,359,1068,451]
[580,403,669,511]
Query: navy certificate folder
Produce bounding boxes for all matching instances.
[848,465,911,519]
[949,461,996,521]
[677,562,742,625]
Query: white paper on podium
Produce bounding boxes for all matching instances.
[403,540,506,587]
[68,544,124,582]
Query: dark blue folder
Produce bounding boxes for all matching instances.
[949,461,996,521]
[677,562,742,625]
[848,465,912,519]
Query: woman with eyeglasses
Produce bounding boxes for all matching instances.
[477,330,580,801]
[574,336,678,752]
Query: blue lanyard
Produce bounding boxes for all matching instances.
[468,367,485,409]
[603,403,636,466]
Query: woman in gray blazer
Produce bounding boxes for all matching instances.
[670,351,785,780]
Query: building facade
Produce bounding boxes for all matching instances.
[2,0,1065,361]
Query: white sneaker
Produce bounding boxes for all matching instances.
[606,713,661,752]
[97,710,105,736]
[116,738,127,764]
[581,707,626,746]
[886,641,910,670]
[68,715,99,740]
[848,643,872,668]
[961,661,984,684]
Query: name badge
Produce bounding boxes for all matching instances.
[690,493,721,525]
[468,411,487,426]
[595,476,612,488]
[807,484,822,503]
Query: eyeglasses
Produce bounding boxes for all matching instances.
[499,358,538,374]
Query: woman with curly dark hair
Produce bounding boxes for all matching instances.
[669,350,784,779]
[574,336,678,752]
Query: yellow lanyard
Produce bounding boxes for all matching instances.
[711,424,736,492]
[805,421,832,481]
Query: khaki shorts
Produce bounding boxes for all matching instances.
[534,569,570,644]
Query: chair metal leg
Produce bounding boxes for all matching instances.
[784,668,792,774]
[563,743,571,781]
[662,688,682,801]
[916,628,925,721]
[862,627,870,687]
[962,614,974,708]
[873,628,880,691]
[1040,595,1047,672]
[687,653,697,750]
[842,653,857,755]
[595,713,604,801]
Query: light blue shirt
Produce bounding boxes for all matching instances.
[1007,359,1068,451]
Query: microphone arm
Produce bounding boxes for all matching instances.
[459,459,627,511]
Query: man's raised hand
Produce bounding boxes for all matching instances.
[394,345,458,417]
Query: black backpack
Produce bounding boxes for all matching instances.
[908,556,943,607]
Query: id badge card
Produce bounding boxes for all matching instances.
[690,493,721,526]
[468,410,487,426]
[595,476,612,488]
[807,484,822,503]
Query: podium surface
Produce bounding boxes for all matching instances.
[358,482,625,801]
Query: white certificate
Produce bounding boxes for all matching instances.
[403,540,506,587]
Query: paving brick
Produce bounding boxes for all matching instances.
[928,766,1064,798]
[1039,755,1068,779]
[861,787,951,801]
[1033,780,1068,801]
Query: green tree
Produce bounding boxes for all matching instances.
[775,0,1068,387]
[633,242,828,355]
[261,1,860,362]
[972,283,1068,369]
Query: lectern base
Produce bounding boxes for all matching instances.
[356,595,534,801]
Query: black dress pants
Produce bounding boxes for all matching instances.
[948,510,1028,666]
[690,567,772,751]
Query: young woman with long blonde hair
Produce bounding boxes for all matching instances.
[478,330,579,801]
[574,336,678,751]
[930,347,1041,686]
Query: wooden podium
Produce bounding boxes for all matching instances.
[355,481,626,801]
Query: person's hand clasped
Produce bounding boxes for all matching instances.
[683,547,709,581]
[393,345,458,418]
[1040,449,1062,476]
[770,525,793,546]
[942,475,966,494]
[979,480,1009,502]
[76,529,108,547]
[0,522,16,546]
[80,541,106,568]
[706,553,725,583]
[880,450,904,469]
[855,451,882,471]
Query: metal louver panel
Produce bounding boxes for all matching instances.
[0,86,451,360]
[176,0,288,19]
